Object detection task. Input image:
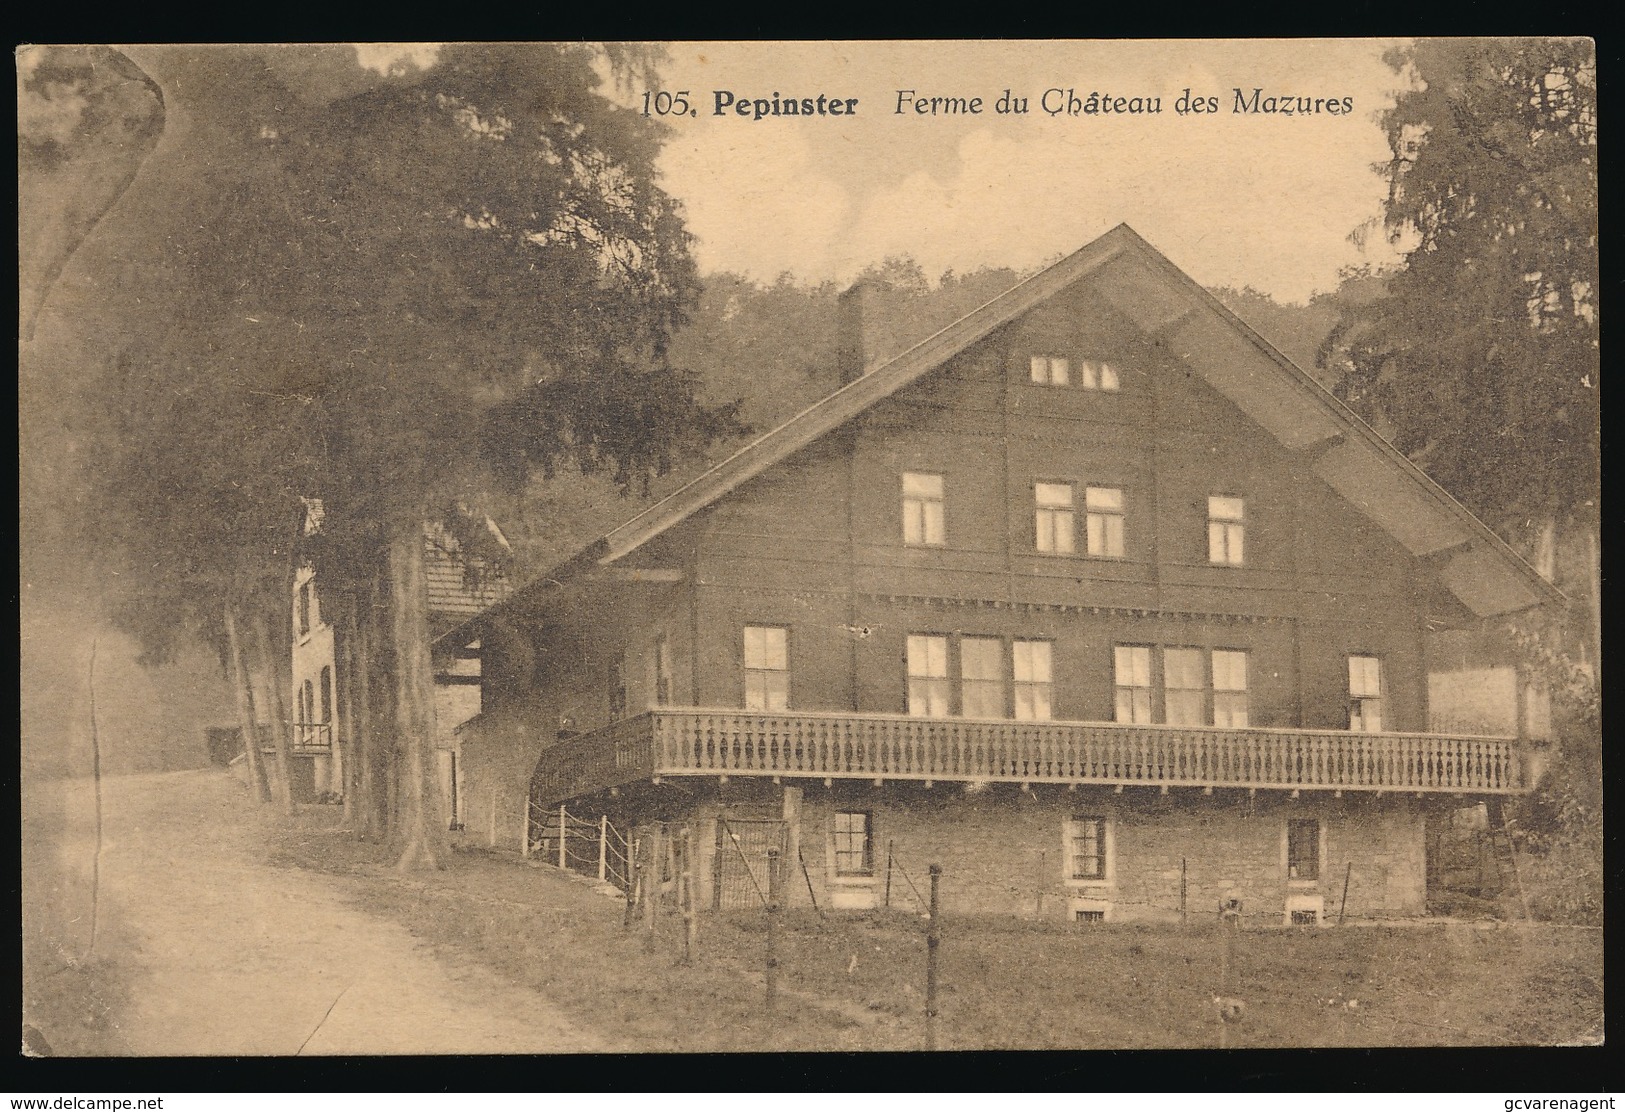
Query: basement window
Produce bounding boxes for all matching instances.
[1075,909,1105,923]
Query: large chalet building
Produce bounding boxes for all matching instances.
[430,224,1555,925]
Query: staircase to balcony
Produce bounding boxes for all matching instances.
[528,708,1528,806]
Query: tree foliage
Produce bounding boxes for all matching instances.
[1321,38,1597,539]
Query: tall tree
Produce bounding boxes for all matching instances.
[63,44,740,867]
[1322,38,1599,663]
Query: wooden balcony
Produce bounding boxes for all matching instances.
[529,708,1528,805]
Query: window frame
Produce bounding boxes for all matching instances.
[905,633,951,717]
[1034,480,1077,555]
[1285,817,1323,884]
[832,810,874,877]
[653,632,674,707]
[1347,653,1385,732]
[1207,494,1247,566]
[1012,638,1054,722]
[1084,485,1126,558]
[1029,354,1071,387]
[1211,648,1250,728]
[1113,644,1155,724]
[1063,813,1114,888]
[743,624,791,712]
[958,636,1008,720]
[902,471,947,547]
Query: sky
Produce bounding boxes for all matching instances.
[619,40,1415,303]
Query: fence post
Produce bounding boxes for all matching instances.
[558,803,568,870]
[521,797,532,858]
[599,814,609,882]
[644,825,662,951]
[712,821,724,912]
[1338,862,1352,925]
[1036,850,1046,917]
[623,835,638,931]
[765,846,782,1014]
[925,864,941,1051]
[681,824,698,964]
[885,839,894,909]
[1180,857,1188,926]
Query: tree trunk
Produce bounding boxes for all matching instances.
[388,518,447,870]
[250,609,298,816]
[224,603,271,804]
[335,588,359,826]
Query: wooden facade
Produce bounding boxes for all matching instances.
[444,225,1555,922]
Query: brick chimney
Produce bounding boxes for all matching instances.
[836,280,876,386]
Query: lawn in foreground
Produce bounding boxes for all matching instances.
[269,808,1603,1053]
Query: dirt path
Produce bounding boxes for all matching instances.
[72,768,609,1055]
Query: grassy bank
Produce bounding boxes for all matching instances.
[267,809,1604,1052]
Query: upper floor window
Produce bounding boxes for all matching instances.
[1085,486,1125,558]
[1028,355,1121,391]
[1030,355,1070,386]
[1163,647,1205,726]
[654,633,674,707]
[1208,495,1246,565]
[960,637,1006,718]
[1034,482,1075,554]
[1078,360,1121,392]
[297,581,313,637]
[906,634,950,717]
[902,471,946,546]
[1113,645,1154,724]
[1013,640,1054,721]
[319,665,333,725]
[743,625,789,711]
[1348,654,1384,732]
[1211,650,1250,728]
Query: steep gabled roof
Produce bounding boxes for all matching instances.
[444,223,1558,644]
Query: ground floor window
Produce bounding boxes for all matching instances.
[833,810,873,876]
[1066,815,1109,881]
[1287,818,1321,881]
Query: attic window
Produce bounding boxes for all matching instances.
[1030,355,1070,386]
[1079,361,1121,392]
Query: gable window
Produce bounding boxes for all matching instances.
[743,626,789,711]
[1287,818,1321,881]
[1030,355,1070,386]
[1034,482,1075,554]
[1163,647,1205,726]
[1077,360,1121,392]
[1211,650,1250,728]
[1013,640,1053,721]
[960,637,1006,718]
[1208,496,1246,565]
[902,472,946,546]
[654,633,674,707]
[906,634,950,717]
[1067,815,1108,880]
[833,811,873,876]
[1113,645,1154,724]
[1085,486,1125,557]
[1348,654,1384,732]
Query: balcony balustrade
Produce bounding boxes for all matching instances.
[527,707,1527,805]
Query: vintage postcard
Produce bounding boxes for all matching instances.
[19,40,1601,1067]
